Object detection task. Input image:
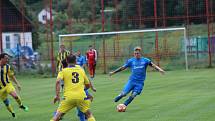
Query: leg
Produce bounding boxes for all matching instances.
[10,91,21,105]
[77,108,86,121]
[115,80,133,102]
[124,83,143,106]
[84,110,96,121]
[92,62,96,78]
[89,63,94,79]
[78,100,95,121]
[124,92,138,106]
[3,98,16,117]
[51,111,65,121]
[51,98,75,121]
[9,91,28,111]
[7,84,28,111]
[114,92,126,102]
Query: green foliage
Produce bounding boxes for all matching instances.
[53,12,69,31]
[32,31,40,49]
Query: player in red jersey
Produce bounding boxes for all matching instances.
[86,45,97,79]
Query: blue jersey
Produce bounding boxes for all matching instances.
[76,55,86,67]
[123,57,151,82]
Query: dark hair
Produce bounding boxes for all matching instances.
[0,53,8,60]
[66,55,76,64]
[61,59,68,68]
[89,45,92,48]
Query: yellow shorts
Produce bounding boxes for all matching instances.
[0,84,15,100]
[57,98,91,113]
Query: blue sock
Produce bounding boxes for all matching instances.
[124,96,134,106]
[3,99,10,106]
[114,95,123,102]
[77,109,85,121]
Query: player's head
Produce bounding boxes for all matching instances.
[89,45,93,50]
[60,44,66,52]
[0,53,9,64]
[133,46,141,59]
[61,59,68,68]
[76,50,81,56]
[66,55,76,64]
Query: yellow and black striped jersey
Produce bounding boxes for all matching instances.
[57,50,70,72]
[0,64,14,87]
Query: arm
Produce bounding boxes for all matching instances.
[89,80,96,92]
[56,52,60,67]
[109,66,126,76]
[10,75,21,91]
[8,66,21,91]
[86,52,88,61]
[94,49,97,61]
[85,83,90,90]
[82,57,87,69]
[53,78,61,104]
[82,69,91,90]
[150,62,165,75]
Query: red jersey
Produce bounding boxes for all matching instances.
[86,50,96,63]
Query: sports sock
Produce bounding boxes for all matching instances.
[87,116,96,121]
[3,99,14,113]
[6,105,14,113]
[114,95,123,102]
[124,96,134,106]
[15,96,22,106]
[77,109,86,121]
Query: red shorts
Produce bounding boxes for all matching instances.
[88,62,96,77]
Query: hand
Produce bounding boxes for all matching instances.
[53,95,60,104]
[159,70,165,75]
[88,95,94,102]
[91,87,96,92]
[109,71,114,77]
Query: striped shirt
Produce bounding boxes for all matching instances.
[57,50,70,72]
[0,64,14,88]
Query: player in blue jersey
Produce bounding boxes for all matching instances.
[76,50,96,121]
[109,46,165,109]
[76,50,87,68]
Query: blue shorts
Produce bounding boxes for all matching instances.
[122,80,144,95]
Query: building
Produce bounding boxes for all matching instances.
[0,0,33,53]
[185,36,215,59]
[38,8,53,24]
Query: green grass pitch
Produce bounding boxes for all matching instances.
[0,68,215,121]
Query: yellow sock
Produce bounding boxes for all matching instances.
[87,116,96,121]
[6,105,14,113]
[15,97,22,106]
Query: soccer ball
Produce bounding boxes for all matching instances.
[116,104,126,112]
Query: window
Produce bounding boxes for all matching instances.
[14,34,20,46]
[42,15,47,21]
[6,36,10,49]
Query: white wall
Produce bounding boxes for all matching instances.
[38,9,53,24]
[2,32,33,50]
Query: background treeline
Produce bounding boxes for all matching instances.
[9,0,214,49]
